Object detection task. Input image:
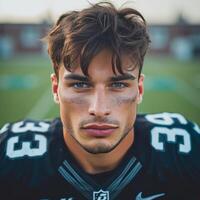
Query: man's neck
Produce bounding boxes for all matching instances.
[63,131,134,174]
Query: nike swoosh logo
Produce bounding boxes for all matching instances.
[136,192,165,200]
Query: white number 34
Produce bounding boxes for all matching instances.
[6,121,49,159]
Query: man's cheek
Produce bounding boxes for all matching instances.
[60,92,89,105]
[112,93,138,106]
[59,91,137,108]
[65,95,137,108]
[66,97,89,105]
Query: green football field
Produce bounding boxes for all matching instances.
[0,54,200,127]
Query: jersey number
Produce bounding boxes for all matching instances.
[146,113,191,153]
[6,121,49,159]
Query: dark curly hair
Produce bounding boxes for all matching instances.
[45,2,150,77]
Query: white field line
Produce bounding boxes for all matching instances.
[175,79,200,109]
[26,88,54,119]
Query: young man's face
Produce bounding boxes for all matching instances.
[51,49,144,154]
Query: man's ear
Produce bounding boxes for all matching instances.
[51,73,59,104]
[137,74,145,104]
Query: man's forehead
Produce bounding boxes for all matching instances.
[60,50,139,79]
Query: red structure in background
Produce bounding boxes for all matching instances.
[149,24,200,58]
[0,23,50,57]
[0,22,200,59]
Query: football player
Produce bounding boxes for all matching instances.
[0,2,200,200]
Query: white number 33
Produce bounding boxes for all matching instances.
[6,121,49,159]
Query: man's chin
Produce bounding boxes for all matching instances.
[81,143,117,154]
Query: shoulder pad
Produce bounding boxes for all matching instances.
[143,112,200,154]
[141,112,200,185]
[0,119,50,160]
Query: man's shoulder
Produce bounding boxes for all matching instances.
[0,118,52,133]
[136,112,199,134]
[0,119,52,155]
[0,118,62,176]
[0,118,62,139]
[135,112,200,153]
[134,112,200,183]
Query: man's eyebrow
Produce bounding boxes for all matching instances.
[109,73,136,81]
[64,74,89,82]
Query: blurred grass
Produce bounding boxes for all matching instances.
[140,55,200,122]
[0,54,199,127]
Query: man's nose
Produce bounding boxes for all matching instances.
[88,87,111,117]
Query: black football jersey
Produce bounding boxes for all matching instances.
[0,112,200,200]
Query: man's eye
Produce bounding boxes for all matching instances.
[110,82,128,89]
[72,82,91,89]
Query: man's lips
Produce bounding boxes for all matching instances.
[81,123,118,137]
[82,123,118,129]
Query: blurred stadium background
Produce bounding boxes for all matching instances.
[0,0,200,126]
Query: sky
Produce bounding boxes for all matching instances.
[0,0,200,24]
